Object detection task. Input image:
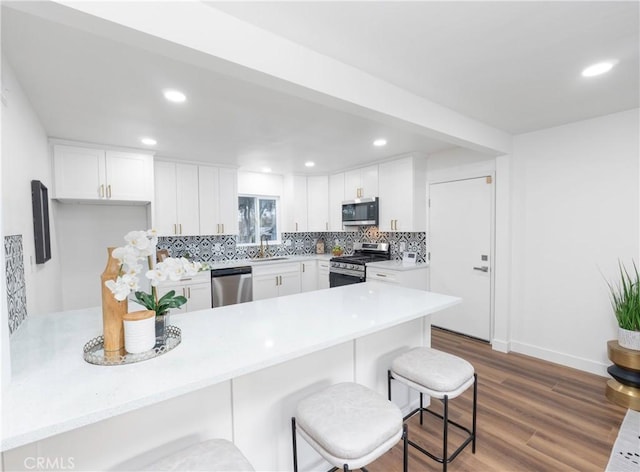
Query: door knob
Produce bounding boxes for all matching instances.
[473,266,489,272]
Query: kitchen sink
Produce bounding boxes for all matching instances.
[251,257,289,262]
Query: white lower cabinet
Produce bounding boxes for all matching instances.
[300,260,318,292]
[366,265,430,291]
[156,272,212,314]
[318,260,330,289]
[252,262,301,300]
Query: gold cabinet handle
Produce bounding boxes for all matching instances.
[302,264,305,273]
[188,287,191,298]
[216,224,220,234]
[221,223,224,233]
[107,184,112,198]
[295,222,298,232]
[376,273,387,277]
[179,223,183,235]
[326,222,328,230]
[275,276,279,287]
[174,224,177,235]
[99,184,105,198]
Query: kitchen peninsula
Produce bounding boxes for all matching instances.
[2,282,460,471]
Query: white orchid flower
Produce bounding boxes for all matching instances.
[158,258,185,281]
[146,267,168,287]
[182,258,201,276]
[146,229,158,248]
[112,245,141,268]
[105,277,131,301]
[124,230,153,257]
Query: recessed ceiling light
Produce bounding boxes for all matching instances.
[373,138,387,147]
[305,161,315,168]
[581,61,615,77]
[262,167,272,173]
[163,89,186,103]
[140,137,157,146]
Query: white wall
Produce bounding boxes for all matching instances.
[238,171,283,196]
[55,203,149,310]
[509,109,639,375]
[1,57,62,316]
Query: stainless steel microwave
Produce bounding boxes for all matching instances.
[341,197,379,226]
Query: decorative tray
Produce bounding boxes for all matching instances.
[83,326,181,366]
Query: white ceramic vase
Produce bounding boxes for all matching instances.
[123,310,156,354]
[618,327,640,351]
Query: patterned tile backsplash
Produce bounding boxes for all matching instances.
[158,228,427,263]
[5,235,28,334]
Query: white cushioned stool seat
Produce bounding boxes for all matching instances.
[391,347,474,394]
[292,382,407,471]
[142,439,254,471]
[388,346,478,472]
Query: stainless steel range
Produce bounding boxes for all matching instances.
[329,242,391,287]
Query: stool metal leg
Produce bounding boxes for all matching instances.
[387,370,392,401]
[442,395,448,472]
[420,393,424,425]
[472,373,478,453]
[403,423,408,472]
[291,417,298,472]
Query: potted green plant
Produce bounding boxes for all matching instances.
[607,261,640,350]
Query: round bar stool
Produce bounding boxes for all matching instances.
[291,382,408,472]
[142,439,254,471]
[388,347,477,472]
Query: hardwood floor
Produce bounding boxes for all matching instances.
[367,328,627,471]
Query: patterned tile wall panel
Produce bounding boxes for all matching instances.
[5,235,28,334]
[158,228,427,263]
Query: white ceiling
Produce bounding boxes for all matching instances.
[2,2,638,175]
[209,1,639,134]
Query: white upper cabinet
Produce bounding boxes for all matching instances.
[378,155,427,232]
[283,175,308,232]
[53,144,153,202]
[199,166,238,235]
[344,164,378,199]
[328,173,345,231]
[154,161,200,236]
[306,175,329,232]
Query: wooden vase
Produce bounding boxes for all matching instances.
[101,247,127,357]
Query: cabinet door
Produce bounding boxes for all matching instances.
[300,261,317,292]
[105,151,153,201]
[176,163,200,236]
[185,282,212,312]
[317,261,330,290]
[53,145,105,200]
[307,176,329,232]
[252,275,279,301]
[154,161,178,236]
[278,270,301,297]
[284,175,307,232]
[198,166,220,235]
[378,157,410,231]
[344,169,361,199]
[217,167,238,234]
[328,173,345,231]
[360,164,379,198]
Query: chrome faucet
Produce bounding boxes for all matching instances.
[259,234,270,258]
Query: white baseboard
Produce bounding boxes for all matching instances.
[491,338,510,353]
[509,341,609,377]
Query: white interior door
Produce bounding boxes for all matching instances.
[429,177,492,341]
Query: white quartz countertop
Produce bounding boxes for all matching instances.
[204,253,332,270]
[366,260,430,271]
[2,283,459,451]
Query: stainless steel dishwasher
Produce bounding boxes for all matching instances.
[211,266,253,307]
